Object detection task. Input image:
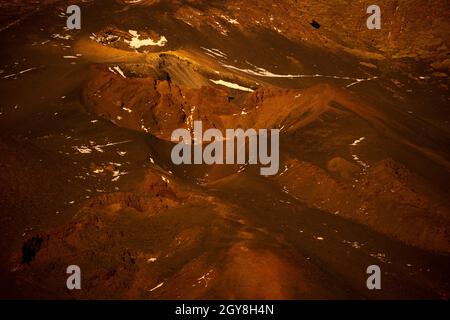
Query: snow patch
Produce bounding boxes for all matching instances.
[125,30,167,48]
[350,137,365,146]
[210,79,254,92]
[109,66,126,78]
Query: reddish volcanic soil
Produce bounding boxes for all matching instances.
[0,0,449,299]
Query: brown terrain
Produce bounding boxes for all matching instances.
[0,0,449,299]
